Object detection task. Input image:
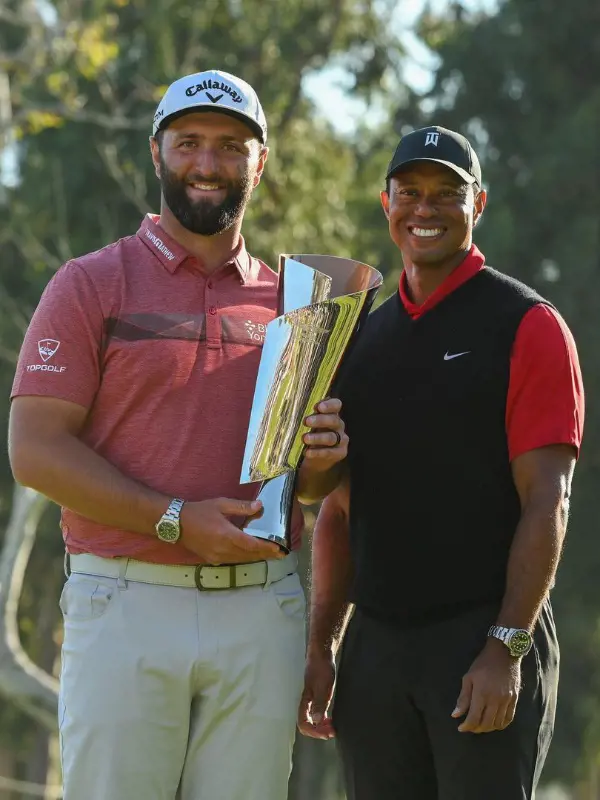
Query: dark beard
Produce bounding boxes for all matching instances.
[159,158,253,236]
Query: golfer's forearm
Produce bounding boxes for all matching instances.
[11,433,170,535]
[497,496,568,632]
[307,489,353,657]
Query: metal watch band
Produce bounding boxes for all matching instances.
[488,625,512,644]
[164,497,185,523]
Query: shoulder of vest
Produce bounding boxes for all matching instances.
[364,290,403,323]
[471,266,553,309]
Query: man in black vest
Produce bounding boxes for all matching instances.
[298,126,584,798]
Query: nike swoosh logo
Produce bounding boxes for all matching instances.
[206,92,224,104]
[444,350,471,361]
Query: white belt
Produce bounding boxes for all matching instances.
[68,552,298,591]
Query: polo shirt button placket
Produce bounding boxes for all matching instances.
[205,278,221,349]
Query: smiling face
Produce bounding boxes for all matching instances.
[381,161,486,270]
[150,111,268,236]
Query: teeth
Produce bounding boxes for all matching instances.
[190,183,221,190]
[412,227,443,238]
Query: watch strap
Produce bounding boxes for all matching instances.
[488,625,512,645]
[163,497,185,523]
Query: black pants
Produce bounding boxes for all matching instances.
[333,601,559,800]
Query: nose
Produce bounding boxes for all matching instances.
[413,195,437,218]
[193,146,220,176]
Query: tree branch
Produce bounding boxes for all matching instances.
[0,104,148,137]
[97,142,152,216]
[0,484,58,732]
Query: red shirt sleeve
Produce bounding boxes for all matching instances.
[11,260,104,408]
[507,304,584,461]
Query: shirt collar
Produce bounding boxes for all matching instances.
[399,244,486,320]
[227,238,252,284]
[137,215,188,272]
[137,214,252,282]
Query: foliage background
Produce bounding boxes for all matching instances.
[0,0,598,797]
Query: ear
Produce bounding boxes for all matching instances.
[473,187,487,226]
[150,136,161,179]
[252,145,269,188]
[381,189,390,220]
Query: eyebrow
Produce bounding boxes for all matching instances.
[172,131,250,144]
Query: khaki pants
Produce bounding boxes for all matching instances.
[58,558,306,800]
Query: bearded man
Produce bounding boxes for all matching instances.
[9,70,348,800]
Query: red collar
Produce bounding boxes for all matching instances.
[399,244,486,320]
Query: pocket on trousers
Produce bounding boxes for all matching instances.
[59,575,115,621]
[269,573,306,621]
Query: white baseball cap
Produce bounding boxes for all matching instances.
[152,69,267,143]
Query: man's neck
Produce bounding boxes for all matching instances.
[403,248,469,306]
[158,205,242,274]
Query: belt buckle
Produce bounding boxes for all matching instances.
[194,564,237,591]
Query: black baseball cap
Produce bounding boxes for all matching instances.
[386,125,481,186]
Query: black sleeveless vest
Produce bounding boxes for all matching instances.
[336,267,549,626]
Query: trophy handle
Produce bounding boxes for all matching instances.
[242,471,296,553]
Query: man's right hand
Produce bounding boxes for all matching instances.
[180,498,284,564]
[297,652,336,740]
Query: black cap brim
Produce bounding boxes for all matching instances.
[386,157,477,185]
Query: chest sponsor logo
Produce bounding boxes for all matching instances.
[244,319,266,344]
[443,350,471,361]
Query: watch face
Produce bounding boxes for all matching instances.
[158,521,179,542]
[509,630,532,656]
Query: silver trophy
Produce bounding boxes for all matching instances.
[239,254,382,551]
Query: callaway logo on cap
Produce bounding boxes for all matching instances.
[153,69,267,143]
[386,125,481,186]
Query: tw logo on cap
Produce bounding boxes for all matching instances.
[38,339,60,362]
[425,131,440,147]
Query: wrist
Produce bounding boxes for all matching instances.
[144,493,172,536]
[484,635,514,658]
[297,461,341,504]
[307,640,336,661]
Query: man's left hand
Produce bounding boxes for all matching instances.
[452,638,522,733]
[302,398,348,470]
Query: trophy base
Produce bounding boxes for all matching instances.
[242,525,290,554]
[241,472,296,555]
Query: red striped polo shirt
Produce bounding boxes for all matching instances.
[11,214,304,563]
